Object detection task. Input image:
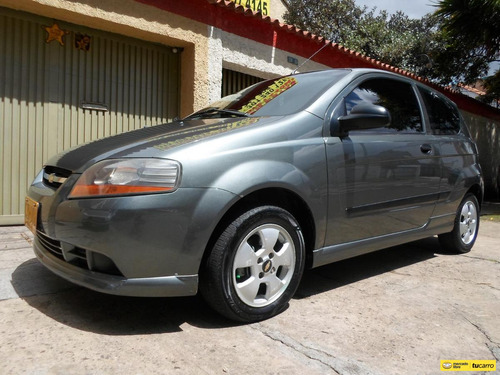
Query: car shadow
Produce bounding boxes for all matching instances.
[294,236,443,299]
[11,236,448,334]
[11,260,233,334]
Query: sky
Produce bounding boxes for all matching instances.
[353,0,436,19]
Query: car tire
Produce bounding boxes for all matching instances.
[199,206,306,322]
[438,194,480,254]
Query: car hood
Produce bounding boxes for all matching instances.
[46,116,263,173]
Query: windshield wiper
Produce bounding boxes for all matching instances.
[183,107,250,120]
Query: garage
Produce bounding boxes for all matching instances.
[0,7,180,224]
[221,68,263,97]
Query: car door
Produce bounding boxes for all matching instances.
[324,75,442,246]
[417,85,480,216]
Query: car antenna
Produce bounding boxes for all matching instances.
[292,41,330,75]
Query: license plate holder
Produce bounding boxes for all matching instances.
[25,196,39,235]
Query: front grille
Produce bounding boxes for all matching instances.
[36,231,64,260]
[43,166,72,189]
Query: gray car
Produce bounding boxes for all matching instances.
[25,69,483,322]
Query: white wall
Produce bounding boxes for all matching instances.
[462,110,500,200]
[207,26,330,102]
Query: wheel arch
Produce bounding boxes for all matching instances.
[467,183,483,208]
[199,187,317,274]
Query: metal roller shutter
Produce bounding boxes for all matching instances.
[0,7,180,224]
[221,68,263,97]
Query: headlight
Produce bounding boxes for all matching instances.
[69,159,181,198]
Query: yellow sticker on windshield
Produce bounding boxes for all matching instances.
[239,77,297,115]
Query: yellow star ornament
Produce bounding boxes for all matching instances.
[44,23,69,46]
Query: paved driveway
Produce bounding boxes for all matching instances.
[1,219,499,375]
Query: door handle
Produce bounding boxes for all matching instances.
[420,144,433,154]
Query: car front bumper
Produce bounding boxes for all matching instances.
[33,235,198,297]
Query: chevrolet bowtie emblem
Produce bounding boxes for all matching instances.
[43,172,68,185]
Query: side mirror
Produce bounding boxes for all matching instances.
[337,104,391,136]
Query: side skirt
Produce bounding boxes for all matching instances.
[311,213,455,268]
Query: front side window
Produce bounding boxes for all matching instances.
[345,78,423,133]
[418,87,460,135]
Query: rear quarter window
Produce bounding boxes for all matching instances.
[418,87,461,135]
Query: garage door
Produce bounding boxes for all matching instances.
[0,8,180,224]
[222,68,263,97]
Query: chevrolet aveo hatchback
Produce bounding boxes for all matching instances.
[26,69,483,322]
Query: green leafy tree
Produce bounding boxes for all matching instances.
[435,0,500,59]
[284,0,500,103]
[284,0,439,77]
[284,0,365,45]
[350,11,439,77]
[432,0,500,102]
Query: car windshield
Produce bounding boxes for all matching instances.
[185,70,350,119]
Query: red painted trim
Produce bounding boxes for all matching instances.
[135,0,500,120]
[135,0,371,66]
